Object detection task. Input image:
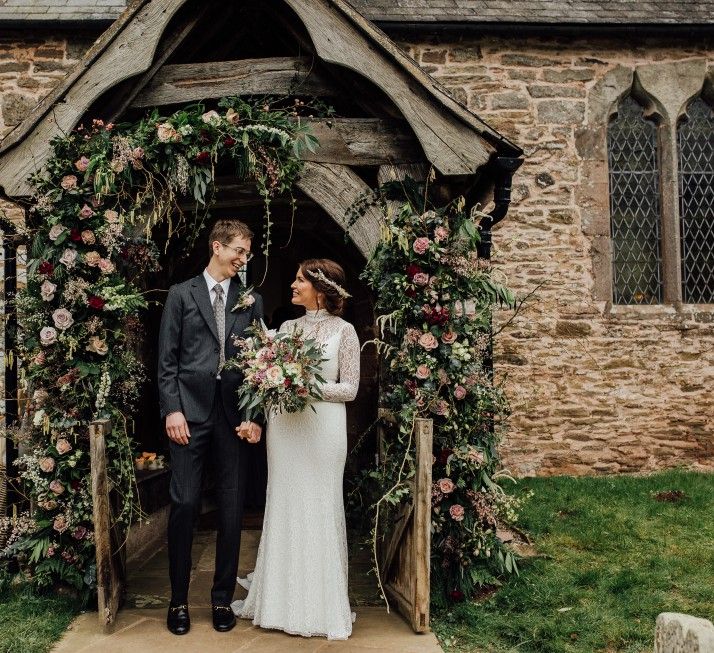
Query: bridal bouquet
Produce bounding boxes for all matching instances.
[228,322,327,419]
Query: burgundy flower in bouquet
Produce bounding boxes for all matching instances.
[87,295,106,310]
[39,260,54,275]
[195,151,211,166]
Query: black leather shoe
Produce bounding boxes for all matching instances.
[167,603,190,635]
[212,604,236,632]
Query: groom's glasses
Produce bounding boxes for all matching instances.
[221,243,254,261]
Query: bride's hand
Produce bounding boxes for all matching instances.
[236,421,262,444]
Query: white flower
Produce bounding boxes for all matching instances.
[201,110,221,125]
[48,224,66,241]
[232,288,256,312]
[178,124,193,136]
[52,308,74,331]
[40,280,57,301]
[40,326,57,345]
[59,248,77,268]
[33,408,45,426]
[265,365,284,386]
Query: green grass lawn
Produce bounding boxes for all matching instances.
[432,469,714,653]
[0,585,80,653]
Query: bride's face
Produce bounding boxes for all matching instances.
[291,268,322,309]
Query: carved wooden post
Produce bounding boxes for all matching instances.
[382,417,433,633]
[412,417,432,632]
[89,419,123,631]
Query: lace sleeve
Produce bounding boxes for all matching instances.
[320,323,360,403]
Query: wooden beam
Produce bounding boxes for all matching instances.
[283,0,497,175]
[108,4,211,122]
[295,162,381,258]
[131,57,333,108]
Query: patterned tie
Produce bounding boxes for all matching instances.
[212,284,225,373]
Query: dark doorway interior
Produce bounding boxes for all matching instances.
[132,192,378,520]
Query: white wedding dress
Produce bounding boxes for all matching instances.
[234,309,360,640]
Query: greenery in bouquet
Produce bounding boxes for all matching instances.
[349,177,531,604]
[3,96,322,596]
[228,322,328,420]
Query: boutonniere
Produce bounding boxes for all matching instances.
[232,286,256,312]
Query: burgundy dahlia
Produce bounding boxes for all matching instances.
[195,151,211,165]
[39,260,54,275]
[87,295,106,310]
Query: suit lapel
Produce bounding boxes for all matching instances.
[189,276,219,343]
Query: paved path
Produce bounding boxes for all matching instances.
[52,529,443,653]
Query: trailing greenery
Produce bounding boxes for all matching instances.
[2,97,324,597]
[349,178,529,603]
[432,470,714,652]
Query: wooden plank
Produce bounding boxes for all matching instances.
[0,0,191,197]
[131,57,333,107]
[108,4,211,122]
[412,417,433,632]
[295,162,382,258]
[284,0,498,175]
[380,500,414,579]
[90,419,123,631]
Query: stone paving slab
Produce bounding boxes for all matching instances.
[52,528,443,653]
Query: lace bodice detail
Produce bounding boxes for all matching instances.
[279,310,360,403]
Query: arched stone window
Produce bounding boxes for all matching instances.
[677,96,714,304]
[607,95,663,304]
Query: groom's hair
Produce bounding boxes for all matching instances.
[208,219,253,257]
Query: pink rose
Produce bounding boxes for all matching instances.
[468,449,485,465]
[441,331,457,344]
[40,326,58,346]
[48,224,66,241]
[156,122,180,142]
[40,280,57,301]
[79,204,95,219]
[59,248,77,268]
[415,364,430,380]
[413,272,430,286]
[53,514,68,533]
[454,385,467,400]
[81,229,96,245]
[60,175,77,191]
[265,365,284,386]
[98,258,115,275]
[75,156,90,172]
[433,399,449,416]
[49,479,65,495]
[39,457,55,473]
[434,226,449,242]
[39,499,57,511]
[104,209,119,223]
[52,308,74,331]
[404,328,421,345]
[438,478,455,494]
[438,368,450,385]
[413,237,430,255]
[86,336,109,356]
[418,332,439,350]
[132,147,144,160]
[56,438,72,455]
[72,526,87,540]
[449,504,465,521]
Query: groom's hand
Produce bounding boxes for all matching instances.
[236,421,262,444]
[166,411,191,445]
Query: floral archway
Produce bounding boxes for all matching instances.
[2,96,526,607]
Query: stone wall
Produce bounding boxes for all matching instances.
[406,35,714,476]
[1,29,712,477]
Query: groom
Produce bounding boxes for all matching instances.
[158,219,263,635]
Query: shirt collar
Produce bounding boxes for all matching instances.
[203,269,230,296]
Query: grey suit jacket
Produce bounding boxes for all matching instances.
[157,274,264,426]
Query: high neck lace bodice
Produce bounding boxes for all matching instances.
[303,308,331,322]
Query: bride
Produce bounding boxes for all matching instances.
[233,258,360,640]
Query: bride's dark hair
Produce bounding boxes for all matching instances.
[299,258,348,316]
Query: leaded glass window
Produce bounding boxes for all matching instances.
[678,97,714,304]
[607,96,663,304]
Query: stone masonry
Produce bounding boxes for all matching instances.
[1,29,713,477]
[406,35,714,476]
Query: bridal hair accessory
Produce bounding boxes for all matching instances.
[306,268,352,298]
